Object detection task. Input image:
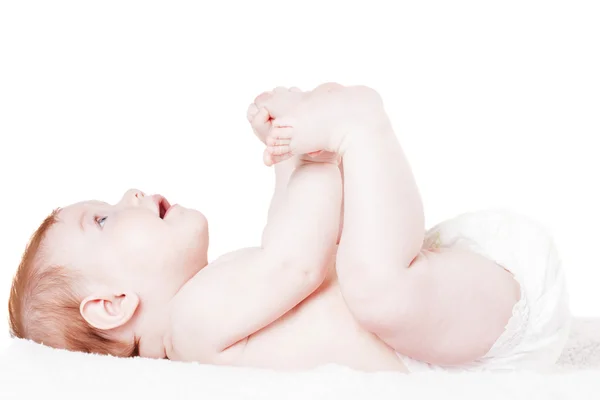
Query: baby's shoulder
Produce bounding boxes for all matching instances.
[204,247,262,268]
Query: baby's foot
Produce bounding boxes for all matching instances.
[264,83,385,163]
[246,86,304,166]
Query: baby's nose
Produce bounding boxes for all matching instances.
[121,189,146,205]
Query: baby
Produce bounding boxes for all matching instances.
[8,83,570,372]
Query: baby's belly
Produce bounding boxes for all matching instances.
[230,268,407,372]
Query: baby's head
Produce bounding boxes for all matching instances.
[8,189,209,358]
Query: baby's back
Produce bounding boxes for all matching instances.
[221,259,407,371]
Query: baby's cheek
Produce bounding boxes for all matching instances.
[117,224,166,256]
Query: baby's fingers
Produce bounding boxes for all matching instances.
[249,107,272,142]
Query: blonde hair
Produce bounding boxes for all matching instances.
[8,209,139,357]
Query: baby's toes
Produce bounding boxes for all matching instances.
[267,143,292,156]
[274,86,301,93]
[263,148,292,167]
[273,86,289,93]
[312,82,344,94]
[263,148,275,166]
[266,125,295,154]
[266,136,291,147]
[254,91,273,108]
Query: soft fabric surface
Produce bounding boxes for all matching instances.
[1,318,598,399]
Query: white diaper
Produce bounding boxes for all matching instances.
[397,209,571,372]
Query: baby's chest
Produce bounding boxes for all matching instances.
[243,276,356,354]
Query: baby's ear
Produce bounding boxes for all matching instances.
[79,291,139,331]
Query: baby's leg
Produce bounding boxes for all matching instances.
[266,83,520,366]
[247,88,344,244]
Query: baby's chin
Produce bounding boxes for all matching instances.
[168,204,208,225]
[185,209,209,241]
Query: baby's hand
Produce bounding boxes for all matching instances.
[246,103,271,145]
[247,87,310,166]
[246,87,302,145]
[247,104,284,166]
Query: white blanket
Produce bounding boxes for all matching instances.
[1,318,598,400]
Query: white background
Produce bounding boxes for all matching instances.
[1,1,598,354]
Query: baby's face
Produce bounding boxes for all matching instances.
[44,189,209,301]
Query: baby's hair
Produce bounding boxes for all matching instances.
[8,209,139,357]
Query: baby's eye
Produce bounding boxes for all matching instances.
[95,216,108,228]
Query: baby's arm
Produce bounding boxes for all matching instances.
[168,161,342,362]
[262,155,299,243]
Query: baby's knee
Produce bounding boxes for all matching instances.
[337,265,420,330]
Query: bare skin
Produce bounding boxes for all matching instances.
[42,83,519,372]
[166,83,520,370]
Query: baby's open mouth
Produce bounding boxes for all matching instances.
[156,196,172,219]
